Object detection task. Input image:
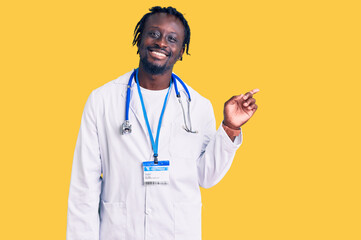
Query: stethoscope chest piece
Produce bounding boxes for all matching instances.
[121,120,132,134]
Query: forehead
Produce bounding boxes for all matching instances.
[144,13,185,37]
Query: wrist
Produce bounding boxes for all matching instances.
[222,120,241,130]
[222,121,241,139]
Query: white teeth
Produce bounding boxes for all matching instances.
[152,51,166,57]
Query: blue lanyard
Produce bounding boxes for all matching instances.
[135,69,173,164]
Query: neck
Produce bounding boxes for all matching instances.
[137,64,173,90]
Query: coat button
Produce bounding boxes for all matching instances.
[145,208,152,215]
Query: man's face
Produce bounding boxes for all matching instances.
[138,13,185,75]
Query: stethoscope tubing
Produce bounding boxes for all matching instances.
[172,73,191,101]
[125,69,191,122]
[125,70,135,121]
[123,68,197,135]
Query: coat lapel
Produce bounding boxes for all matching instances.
[162,87,179,126]
[129,82,149,136]
[119,74,149,137]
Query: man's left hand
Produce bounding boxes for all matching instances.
[223,89,259,129]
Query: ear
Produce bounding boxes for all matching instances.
[179,47,185,61]
[137,36,141,47]
[136,35,142,54]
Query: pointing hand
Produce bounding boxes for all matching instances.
[223,89,259,129]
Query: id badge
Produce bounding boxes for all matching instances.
[143,161,170,185]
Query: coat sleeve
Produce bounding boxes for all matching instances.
[67,91,102,240]
[197,100,242,189]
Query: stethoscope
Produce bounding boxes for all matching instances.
[121,68,198,135]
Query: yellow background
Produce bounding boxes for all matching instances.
[1,0,360,239]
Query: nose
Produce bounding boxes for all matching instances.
[155,35,167,48]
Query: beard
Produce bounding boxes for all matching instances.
[140,54,172,75]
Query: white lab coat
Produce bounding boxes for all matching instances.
[67,70,242,240]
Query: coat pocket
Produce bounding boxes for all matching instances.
[99,201,126,240]
[170,122,203,159]
[174,201,202,240]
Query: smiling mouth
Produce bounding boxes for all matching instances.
[148,48,169,60]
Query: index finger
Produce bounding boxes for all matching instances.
[243,89,260,100]
[250,89,260,94]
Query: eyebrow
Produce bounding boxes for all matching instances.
[147,26,178,35]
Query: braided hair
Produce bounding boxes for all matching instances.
[132,6,191,56]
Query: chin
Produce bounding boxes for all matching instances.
[141,57,171,75]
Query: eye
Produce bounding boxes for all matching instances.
[167,35,177,43]
[148,31,160,38]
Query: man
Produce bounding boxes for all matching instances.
[67,6,258,240]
